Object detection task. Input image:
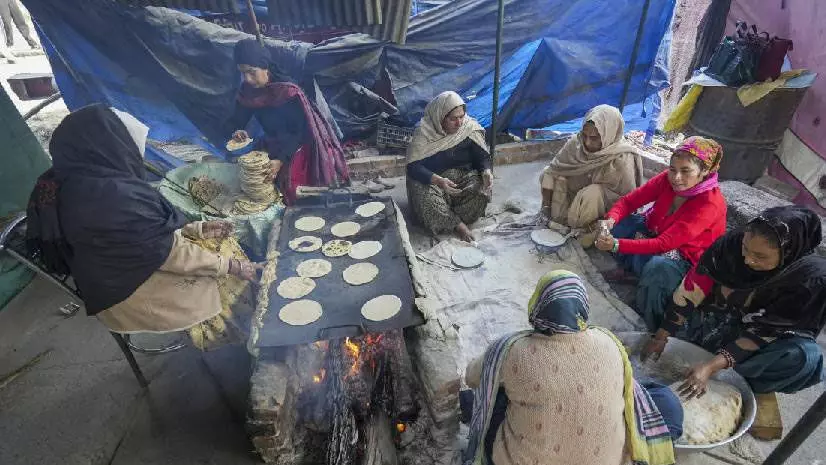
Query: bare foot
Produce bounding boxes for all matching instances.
[456,222,475,243]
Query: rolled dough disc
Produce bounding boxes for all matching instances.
[342,262,379,286]
[289,236,323,252]
[531,229,567,247]
[279,300,323,326]
[361,295,402,321]
[296,259,332,278]
[451,247,485,268]
[669,380,743,445]
[355,201,386,218]
[295,216,325,232]
[277,277,316,299]
[348,241,383,260]
[331,221,361,238]
[322,239,352,257]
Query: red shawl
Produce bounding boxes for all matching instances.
[237,82,350,202]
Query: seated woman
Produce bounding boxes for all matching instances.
[26,105,259,350]
[227,38,350,204]
[595,136,727,331]
[406,91,492,242]
[642,206,825,396]
[540,104,643,246]
[463,270,680,465]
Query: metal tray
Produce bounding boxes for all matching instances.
[256,195,421,347]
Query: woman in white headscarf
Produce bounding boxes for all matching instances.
[540,105,643,246]
[407,91,492,242]
[26,104,259,350]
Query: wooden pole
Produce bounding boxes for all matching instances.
[245,0,264,44]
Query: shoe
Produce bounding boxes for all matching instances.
[373,177,395,190]
[364,179,384,194]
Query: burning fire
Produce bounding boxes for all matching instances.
[312,368,326,384]
[344,337,361,376]
[395,422,406,433]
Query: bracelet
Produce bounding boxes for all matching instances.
[611,239,619,253]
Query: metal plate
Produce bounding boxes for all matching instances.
[256,195,421,347]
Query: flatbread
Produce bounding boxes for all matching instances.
[289,236,323,252]
[331,221,361,238]
[669,380,743,445]
[349,241,383,260]
[295,216,325,232]
[361,295,402,321]
[277,277,316,299]
[452,247,485,268]
[226,138,252,151]
[355,201,386,218]
[296,259,332,278]
[343,263,379,286]
[279,300,323,326]
[322,239,352,257]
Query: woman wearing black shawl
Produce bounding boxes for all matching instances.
[226,38,349,204]
[642,206,826,395]
[27,104,259,348]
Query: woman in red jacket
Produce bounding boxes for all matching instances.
[594,136,727,331]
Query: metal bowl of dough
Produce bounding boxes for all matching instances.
[617,332,757,456]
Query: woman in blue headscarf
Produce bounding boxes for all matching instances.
[463,270,680,465]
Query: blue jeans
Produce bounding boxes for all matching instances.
[612,215,691,331]
[642,382,684,441]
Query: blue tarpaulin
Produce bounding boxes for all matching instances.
[23,0,674,168]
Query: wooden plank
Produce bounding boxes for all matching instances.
[750,392,784,440]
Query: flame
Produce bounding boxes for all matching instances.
[314,340,329,351]
[395,423,406,433]
[344,337,361,376]
[312,368,326,384]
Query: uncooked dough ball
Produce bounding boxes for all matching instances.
[669,380,743,445]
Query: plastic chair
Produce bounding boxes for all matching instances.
[0,213,186,388]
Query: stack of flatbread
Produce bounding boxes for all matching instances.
[233,151,278,214]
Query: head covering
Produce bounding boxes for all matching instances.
[526,270,589,334]
[26,104,187,315]
[547,104,643,185]
[674,136,723,173]
[406,91,489,164]
[234,38,270,69]
[463,270,675,465]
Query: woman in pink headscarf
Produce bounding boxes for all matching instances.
[594,136,727,331]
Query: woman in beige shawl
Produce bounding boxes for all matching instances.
[407,91,492,242]
[540,104,643,246]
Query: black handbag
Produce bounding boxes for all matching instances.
[705,21,769,87]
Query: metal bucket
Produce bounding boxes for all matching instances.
[618,332,757,456]
[687,85,809,184]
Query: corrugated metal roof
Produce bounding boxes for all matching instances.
[117,0,412,44]
[124,0,240,14]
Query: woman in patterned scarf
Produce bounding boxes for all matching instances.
[462,270,680,465]
[595,136,727,332]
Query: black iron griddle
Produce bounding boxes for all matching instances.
[256,192,422,348]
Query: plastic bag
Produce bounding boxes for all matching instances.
[705,37,759,86]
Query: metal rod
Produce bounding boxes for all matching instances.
[111,333,149,388]
[762,390,826,465]
[489,0,505,158]
[22,92,62,121]
[618,0,652,112]
[245,0,264,45]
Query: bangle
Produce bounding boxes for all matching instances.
[611,239,619,253]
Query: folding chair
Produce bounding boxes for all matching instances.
[0,213,186,388]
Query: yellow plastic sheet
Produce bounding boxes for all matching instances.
[737,69,806,107]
